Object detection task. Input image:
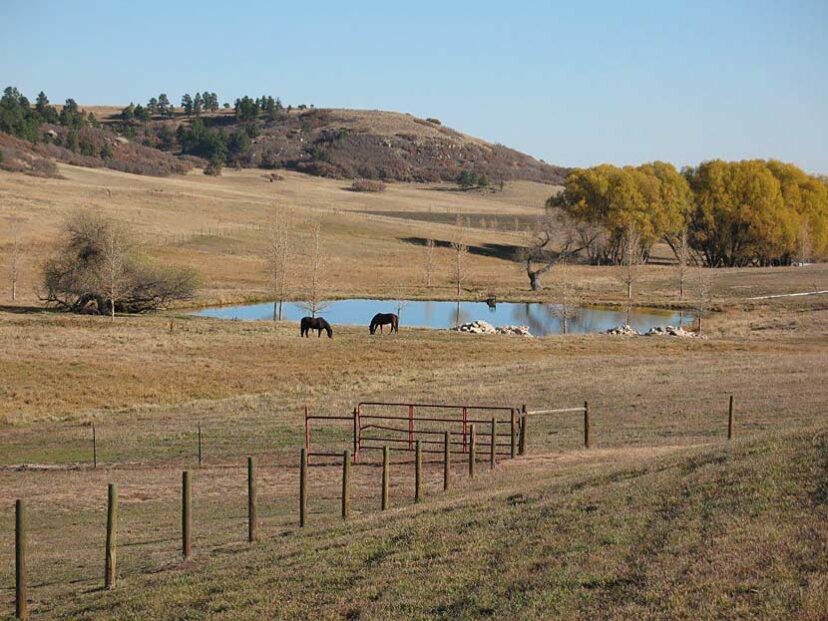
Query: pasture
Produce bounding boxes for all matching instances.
[1,164,827,619]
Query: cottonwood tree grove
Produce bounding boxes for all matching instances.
[549,160,828,267]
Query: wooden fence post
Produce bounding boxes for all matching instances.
[15,499,27,621]
[382,446,390,511]
[104,483,118,589]
[92,424,98,469]
[490,418,496,469]
[342,449,351,519]
[510,410,517,458]
[299,448,307,528]
[182,471,191,558]
[198,424,203,467]
[469,424,476,479]
[584,401,590,449]
[247,457,257,543]
[415,440,422,503]
[443,432,450,491]
[519,404,527,455]
[352,407,358,462]
[728,395,734,440]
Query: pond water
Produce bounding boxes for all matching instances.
[193,298,692,336]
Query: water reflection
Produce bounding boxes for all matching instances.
[194,298,692,336]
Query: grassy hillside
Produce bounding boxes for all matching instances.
[2,86,567,183]
[4,422,825,620]
[103,106,568,184]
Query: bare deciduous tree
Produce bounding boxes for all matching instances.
[674,227,690,299]
[450,215,468,297]
[267,215,293,320]
[297,221,329,318]
[422,239,436,288]
[99,224,130,321]
[517,210,583,291]
[618,226,642,326]
[392,281,409,319]
[690,266,712,335]
[551,258,580,334]
[6,218,23,302]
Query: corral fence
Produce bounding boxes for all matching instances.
[305,401,528,464]
[305,400,599,463]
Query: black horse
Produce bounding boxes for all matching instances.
[369,313,399,334]
[300,316,333,338]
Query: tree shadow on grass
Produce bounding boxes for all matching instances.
[0,304,52,315]
[400,237,521,262]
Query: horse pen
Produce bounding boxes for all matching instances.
[5,394,748,617]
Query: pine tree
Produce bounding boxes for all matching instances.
[181,94,193,116]
[120,103,135,122]
[158,94,171,116]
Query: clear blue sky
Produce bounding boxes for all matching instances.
[2,1,826,173]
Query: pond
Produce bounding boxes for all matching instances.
[193,298,693,336]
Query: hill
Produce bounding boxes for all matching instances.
[1,87,567,183]
[109,106,568,184]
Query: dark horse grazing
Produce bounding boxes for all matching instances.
[300,316,333,338]
[369,313,399,334]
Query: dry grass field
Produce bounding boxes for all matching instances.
[1,164,827,619]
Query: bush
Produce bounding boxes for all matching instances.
[42,212,198,314]
[204,157,223,176]
[350,178,386,193]
[28,156,59,177]
[0,141,60,178]
[457,169,480,189]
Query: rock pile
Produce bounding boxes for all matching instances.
[452,321,533,337]
[495,325,533,337]
[454,320,496,334]
[644,325,699,338]
[606,324,701,338]
[605,325,640,336]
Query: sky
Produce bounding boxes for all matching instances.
[2,0,827,173]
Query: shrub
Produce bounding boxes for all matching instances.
[204,157,223,176]
[350,178,386,193]
[457,169,480,189]
[28,156,59,178]
[426,118,441,125]
[0,141,60,178]
[42,212,198,314]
